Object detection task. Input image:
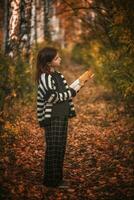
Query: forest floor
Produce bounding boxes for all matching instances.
[1,64,134,200]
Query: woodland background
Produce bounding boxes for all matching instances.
[0,0,134,199]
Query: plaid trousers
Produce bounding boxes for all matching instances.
[43,116,68,187]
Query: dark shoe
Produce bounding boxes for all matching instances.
[58,180,70,189]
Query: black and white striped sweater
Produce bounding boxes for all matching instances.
[36,71,77,127]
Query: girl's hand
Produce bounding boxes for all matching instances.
[80,80,85,87]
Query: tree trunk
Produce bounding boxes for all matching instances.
[36,0,45,43]
[44,0,51,42]
[5,0,21,57]
[20,0,32,62]
[30,0,38,48]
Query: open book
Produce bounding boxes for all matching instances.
[70,70,94,92]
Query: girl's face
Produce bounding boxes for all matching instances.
[51,53,61,68]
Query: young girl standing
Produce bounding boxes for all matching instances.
[36,47,83,188]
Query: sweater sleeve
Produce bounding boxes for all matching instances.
[40,73,75,104]
[69,87,77,97]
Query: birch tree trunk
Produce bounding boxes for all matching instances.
[30,0,46,69]
[30,0,37,47]
[6,0,21,57]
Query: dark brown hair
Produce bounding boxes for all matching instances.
[35,47,57,83]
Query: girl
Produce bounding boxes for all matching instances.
[36,47,83,188]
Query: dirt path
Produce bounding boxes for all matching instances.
[1,64,134,200]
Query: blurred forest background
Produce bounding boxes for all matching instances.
[0,0,134,199]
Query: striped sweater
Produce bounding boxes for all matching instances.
[36,71,77,127]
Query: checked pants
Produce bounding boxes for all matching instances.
[43,116,68,187]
